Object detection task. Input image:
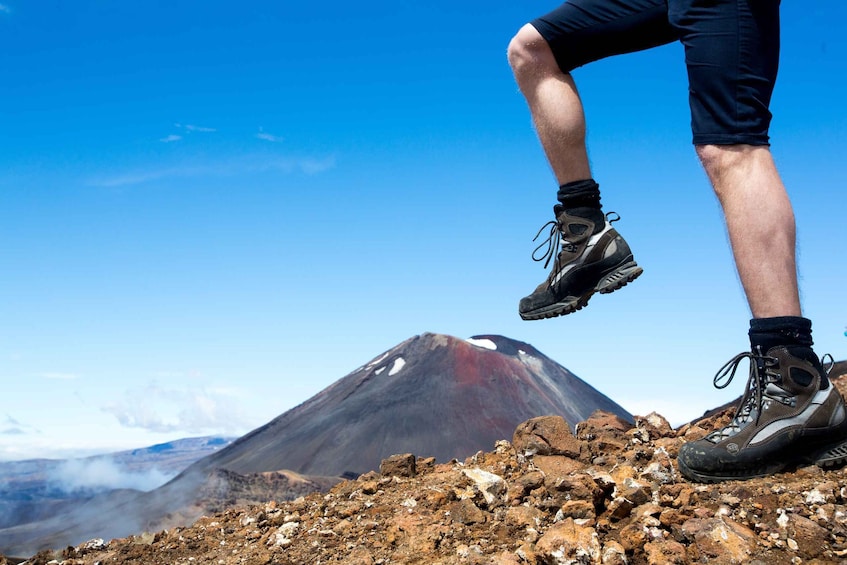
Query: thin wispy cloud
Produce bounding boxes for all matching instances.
[4,415,22,427]
[89,153,337,188]
[299,155,336,175]
[179,124,216,133]
[40,372,80,381]
[0,4,11,14]
[2,414,37,436]
[256,127,283,143]
[159,124,216,143]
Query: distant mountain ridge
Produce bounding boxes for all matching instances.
[0,436,234,532]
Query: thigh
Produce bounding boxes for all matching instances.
[532,0,678,73]
[669,0,781,146]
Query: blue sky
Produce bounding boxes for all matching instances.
[1,1,845,460]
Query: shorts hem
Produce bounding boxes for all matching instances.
[692,134,771,147]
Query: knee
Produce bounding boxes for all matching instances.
[695,144,754,183]
[695,144,729,175]
[695,143,767,175]
[507,24,559,81]
[695,144,775,201]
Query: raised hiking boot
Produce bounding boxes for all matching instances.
[678,346,847,483]
[518,206,642,320]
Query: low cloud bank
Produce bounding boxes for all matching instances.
[48,457,174,494]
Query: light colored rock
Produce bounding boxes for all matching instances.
[601,540,627,565]
[536,518,601,564]
[462,468,506,507]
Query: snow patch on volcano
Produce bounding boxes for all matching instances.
[388,358,406,376]
[466,338,497,351]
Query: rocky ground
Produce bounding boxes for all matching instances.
[6,367,847,565]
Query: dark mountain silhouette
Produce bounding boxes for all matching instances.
[185,333,633,478]
[0,332,631,557]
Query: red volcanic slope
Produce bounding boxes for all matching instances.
[187,333,632,478]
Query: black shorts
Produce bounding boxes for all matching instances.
[531,0,781,146]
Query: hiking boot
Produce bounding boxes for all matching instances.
[678,346,847,483]
[518,206,642,320]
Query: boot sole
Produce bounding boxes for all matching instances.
[811,440,847,469]
[677,457,788,484]
[678,435,847,484]
[519,261,643,321]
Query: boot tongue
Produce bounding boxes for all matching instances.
[764,383,793,404]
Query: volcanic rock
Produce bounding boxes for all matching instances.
[12,391,847,565]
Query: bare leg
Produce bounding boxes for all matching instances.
[507,24,591,185]
[697,144,801,318]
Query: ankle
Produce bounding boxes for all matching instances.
[749,316,813,352]
[557,179,604,230]
[749,316,829,388]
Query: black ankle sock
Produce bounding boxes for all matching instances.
[557,179,604,231]
[748,316,813,352]
[557,179,601,208]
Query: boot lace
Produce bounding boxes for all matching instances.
[529,212,620,274]
[705,347,785,444]
[531,221,570,269]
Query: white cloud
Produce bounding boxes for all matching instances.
[160,134,182,143]
[184,124,216,133]
[256,127,283,143]
[175,123,217,133]
[40,371,80,380]
[89,154,337,188]
[1,414,38,436]
[92,167,183,187]
[48,457,174,493]
[102,381,251,435]
[298,155,336,175]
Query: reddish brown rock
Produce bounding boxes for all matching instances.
[681,516,757,563]
[512,415,584,458]
[531,454,583,480]
[643,539,687,564]
[505,505,543,531]
[636,412,675,439]
[379,453,417,477]
[448,498,488,525]
[781,513,831,558]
